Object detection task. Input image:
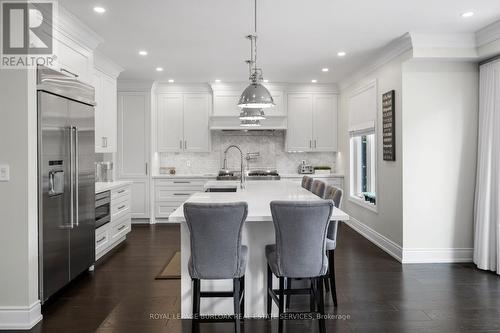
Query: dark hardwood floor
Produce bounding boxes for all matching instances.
[23,224,500,333]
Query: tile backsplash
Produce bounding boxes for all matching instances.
[156,131,337,175]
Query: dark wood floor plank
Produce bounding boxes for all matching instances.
[24,223,500,333]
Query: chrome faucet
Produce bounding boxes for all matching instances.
[223,145,245,189]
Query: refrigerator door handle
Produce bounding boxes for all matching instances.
[69,127,74,229]
[74,127,79,227]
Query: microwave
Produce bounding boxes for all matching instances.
[95,191,111,229]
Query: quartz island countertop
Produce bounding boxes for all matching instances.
[95,181,133,194]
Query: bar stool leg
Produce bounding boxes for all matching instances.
[239,275,245,320]
[233,278,241,333]
[328,250,338,307]
[285,278,292,310]
[317,277,326,333]
[278,277,285,333]
[192,278,200,333]
[266,264,272,319]
[309,278,316,313]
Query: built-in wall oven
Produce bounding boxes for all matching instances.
[95,191,111,229]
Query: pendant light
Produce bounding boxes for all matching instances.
[239,108,266,120]
[240,119,262,127]
[238,0,274,112]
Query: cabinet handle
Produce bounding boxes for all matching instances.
[118,225,126,231]
[180,140,183,149]
[314,140,317,148]
[61,68,79,78]
[117,189,125,194]
[173,193,190,196]
[102,137,107,148]
[173,181,190,184]
[145,163,148,175]
[184,140,187,149]
[118,205,126,210]
[309,140,312,149]
[96,236,106,244]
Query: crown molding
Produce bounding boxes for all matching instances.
[56,5,104,51]
[117,80,154,92]
[154,83,212,94]
[339,33,413,91]
[476,19,500,48]
[411,32,478,59]
[94,52,124,78]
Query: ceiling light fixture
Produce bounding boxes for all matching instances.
[311,79,317,83]
[263,79,269,83]
[239,108,266,121]
[215,79,221,83]
[168,79,174,83]
[322,68,329,72]
[461,11,474,18]
[139,50,148,56]
[156,67,163,72]
[93,6,106,14]
[238,0,274,115]
[337,51,346,57]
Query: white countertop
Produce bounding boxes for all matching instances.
[280,173,344,178]
[152,174,217,179]
[95,181,133,194]
[169,180,349,222]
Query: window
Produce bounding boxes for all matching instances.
[350,133,376,207]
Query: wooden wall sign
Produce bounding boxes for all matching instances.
[382,90,396,161]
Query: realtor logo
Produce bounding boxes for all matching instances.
[1,1,56,68]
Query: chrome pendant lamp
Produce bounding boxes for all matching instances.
[238,0,274,116]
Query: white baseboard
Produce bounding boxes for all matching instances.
[344,217,403,262]
[0,301,42,330]
[402,248,474,263]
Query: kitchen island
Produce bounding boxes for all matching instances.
[169,180,349,318]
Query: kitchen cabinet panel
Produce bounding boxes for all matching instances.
[313,94,338,151]
[94,70,118,153]
[286,94,314,151]
[183,94,210,152]
[157,94,184,152]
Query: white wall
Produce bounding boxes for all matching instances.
[0,69,41,328]
[402,60,479,262]
[338,51,412,256]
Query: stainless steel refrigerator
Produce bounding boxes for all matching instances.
[37,66,96,303]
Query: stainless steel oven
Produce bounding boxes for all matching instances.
[95,191,110,229]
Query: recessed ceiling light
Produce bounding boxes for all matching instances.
[155,67,163,72]
[139,50,148,56]
[322,68,329,72]
[337,51,346,57]
[215,79,221,83]
[93,6,106,14]
[263,79,269,83]
[461,11,474,18]
[311,79,317,83]
[168,79,175,83]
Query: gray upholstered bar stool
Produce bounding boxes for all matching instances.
[183,202,248,333]
[301,175,313,191]
[266,201,333,333]
[311,179,326,198]
[323,185,344,306]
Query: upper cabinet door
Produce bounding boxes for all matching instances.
[212,92,241,116]
[313,94,338,152]
[101,74,118,152]
[93,72,104,152]
[183,94,210,152]
[157,94,184,152]
[287,93,313,151]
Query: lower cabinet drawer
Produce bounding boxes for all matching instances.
[111,197,131,221]
[155,203,181,218]
[111,216,131,241]
[95,229,110,254]
[111,185,131,201]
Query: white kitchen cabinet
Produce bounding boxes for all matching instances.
[94,70,118,153]
[55,39,93,84]
[96,183,132,260]
[117,92,150,219]
[286,93,338,152]
[157,93,210,153]
[154,178,212,222]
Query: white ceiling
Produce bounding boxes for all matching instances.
[60,0,500,83]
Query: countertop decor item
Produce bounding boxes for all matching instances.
[160,167,176,175]
[237,0,274,119]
